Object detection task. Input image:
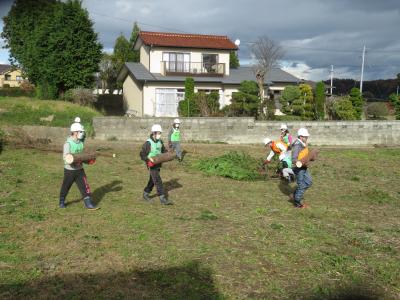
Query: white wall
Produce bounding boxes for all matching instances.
[148,47,230,75]
[123,75,143,116]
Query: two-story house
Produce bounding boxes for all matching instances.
[0,64,24,88]
[117,31,299,117]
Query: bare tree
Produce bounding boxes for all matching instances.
[251,36,284,119]
[99,52,117,93]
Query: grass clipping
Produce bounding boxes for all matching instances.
[195,151,264,181]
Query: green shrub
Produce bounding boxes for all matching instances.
[63,88,98,106]
[332,97,357,120]
[0,87,35,97]
[366,102,389,120]
[194,151,264,181]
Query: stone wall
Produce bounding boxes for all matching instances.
[93,117,400,146]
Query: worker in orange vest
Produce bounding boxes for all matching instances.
[291,128,312,208]
[263,138,294,181]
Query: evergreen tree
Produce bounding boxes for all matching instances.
[226,81,259,116]
[280,85,300,114]
[129,22,140,63]
[178,77,198,117]
[2,0,102,98]
[389,93,400,120]
[349,87,364,119]
[315,81,326,120]
[229,51,239,69]
[332,97,357,120]
[299,84,314,119]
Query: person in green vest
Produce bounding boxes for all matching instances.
[59,121,98,210]
[168,118,182,161]
[140,124,173,205]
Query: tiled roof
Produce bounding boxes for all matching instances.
[120,63,300,85]
[0,64,12,74]
[137,31,238,50]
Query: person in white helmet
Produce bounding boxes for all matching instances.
[279,124,293,149]
[73,116,86,142]
[168,118,182,161]
[139,124,173,205]
[263,138,294,182]
[59,120,98,210]
[291,128,312,208]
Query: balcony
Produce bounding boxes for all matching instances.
[161,61,225,77]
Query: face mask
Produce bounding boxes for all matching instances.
[77,132,84,140]
[174,124,180,128]
[155,134,161,140]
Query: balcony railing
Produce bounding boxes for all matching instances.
[162,61,225,77]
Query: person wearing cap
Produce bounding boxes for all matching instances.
[140,124,173,205]
[263,138,294,181]
[168,118,182,162]
[279,124,293,149]
[291,128,312,208]
[59,120,98,210]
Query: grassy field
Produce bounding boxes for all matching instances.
[0,97,102,135]
[0,142,399,299]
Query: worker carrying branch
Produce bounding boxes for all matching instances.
[59,118,98,210]
[140,124,173,205]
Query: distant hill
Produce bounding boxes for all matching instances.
[324,78,399,100]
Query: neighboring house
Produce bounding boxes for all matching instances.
[0,64,24,88]
[117,31,300,117]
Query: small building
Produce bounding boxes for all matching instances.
[117,31,300,117]
[0,64,24,88]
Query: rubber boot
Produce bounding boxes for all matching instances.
[83,196,99,210]
[143,191,152,202]
[160,195,173,205]
[59,197,66,208]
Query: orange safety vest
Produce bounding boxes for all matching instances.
[298,147,309,161]
[270,141,287,154]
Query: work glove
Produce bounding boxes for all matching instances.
[146,160,155,168]
[87,159,96,165]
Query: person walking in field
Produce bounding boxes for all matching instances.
[168,118,183,162]
[59,120,98,210]
[279,124,293,149]
[291,128,313,208]
[140,124,173,205]
[263,138,294,182]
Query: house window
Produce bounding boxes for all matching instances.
[163,52,190,72]
[16,76,22,81]
[5,74,11,81]
[202,54,218,73]
[155,88,185,117]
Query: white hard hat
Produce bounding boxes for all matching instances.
[263,138,272,145]
[74,117,81,123]
[173,118,181,124]
[297,128,310,137]
[151,124,162,132]
[280,124,288,130]
[70,122,84,132]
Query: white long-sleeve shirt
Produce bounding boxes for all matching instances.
[266,142,289,162]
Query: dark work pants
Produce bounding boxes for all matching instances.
[144,168,164,196]
[60,168,91,199]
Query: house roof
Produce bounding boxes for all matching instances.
[0,64,12,74]
[119,63,300,86]
[136,31,238,50]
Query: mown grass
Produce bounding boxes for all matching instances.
[0,97,102,135]
[0,142,399,299]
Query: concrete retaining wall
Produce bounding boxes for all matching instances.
[92,117,400,146]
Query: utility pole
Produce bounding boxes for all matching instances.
[360,45,366,94]
[330,65,334,96]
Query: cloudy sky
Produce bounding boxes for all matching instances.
[1,0,399,81]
